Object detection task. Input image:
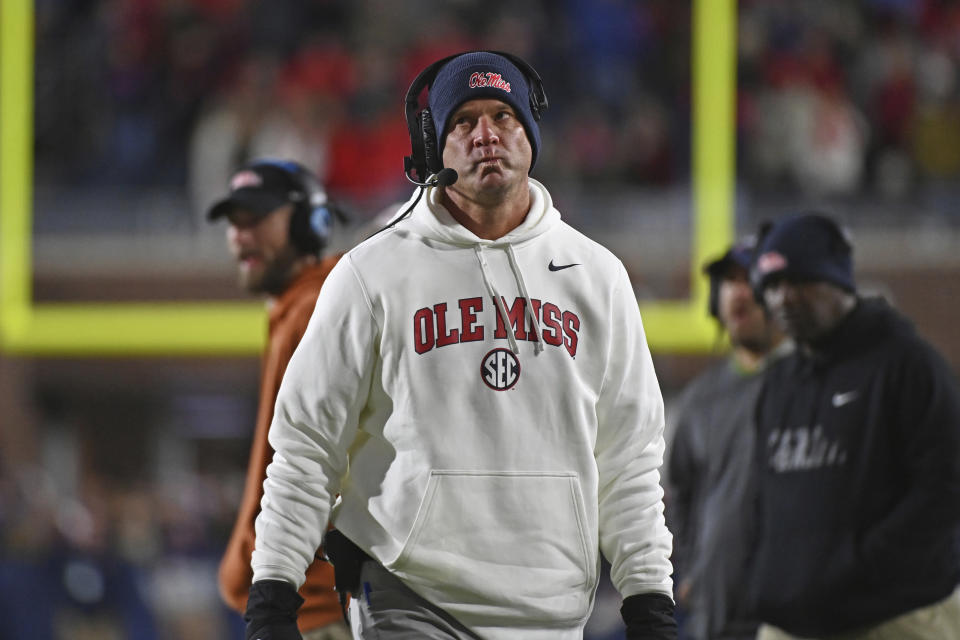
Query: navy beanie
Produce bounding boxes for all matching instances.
[428,52,541,171]
[751,213,856,294]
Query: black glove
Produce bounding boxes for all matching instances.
[244,579,305,640]
[620,592,677,640]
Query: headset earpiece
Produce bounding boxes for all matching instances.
[403,58,448,184]
[285,164,332,256]
[405,110,428,182]
[420,109,440,176]
[531,91,548,121]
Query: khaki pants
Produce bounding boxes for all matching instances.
[301,620,352,640]
[757,586,960,640]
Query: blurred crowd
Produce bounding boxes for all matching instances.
[0,367,254,638]
[0,457,242,638]
[738,0,960,210]
[36,0,684,220]
[8,1,960,638]
[32,0,960,227]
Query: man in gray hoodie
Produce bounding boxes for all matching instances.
[668,238,789,640]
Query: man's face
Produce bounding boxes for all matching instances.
[762,276,850,344]
[440,98,532,203]
[717,265,775,352]
[225,204,300,295]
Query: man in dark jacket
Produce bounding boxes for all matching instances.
[747,212,960,640]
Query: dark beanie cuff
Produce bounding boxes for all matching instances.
[751,213,855,294]
[755,264,856,294]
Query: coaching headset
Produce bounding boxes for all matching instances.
[402,50,549,185]
[276,160,340,256]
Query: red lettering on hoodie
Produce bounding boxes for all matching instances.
[434,303,460,347]
[562,311,580,357]
[459,297,484,342]
[413,307,434,354]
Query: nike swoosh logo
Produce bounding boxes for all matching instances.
[548,260,580,271]
[832,390,859,407]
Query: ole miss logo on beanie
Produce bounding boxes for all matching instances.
[428,51,543,171]
[468,71,512,92]
[751,213,857,293]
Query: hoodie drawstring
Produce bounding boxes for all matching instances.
[475,245,520,354]
[474,244,544,355]
[506,245,544,354]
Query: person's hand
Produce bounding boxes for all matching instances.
[621,592,677,640]
[244,580,304,640]
[676,578,693,606]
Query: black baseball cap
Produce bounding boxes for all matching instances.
[207,161,307,221]
[703,239,755,278]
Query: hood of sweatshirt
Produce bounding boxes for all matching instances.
[402,176,561,247]
[392,177,561,354]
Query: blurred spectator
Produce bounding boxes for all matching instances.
[188,51,336,222]
[791,77,868,196]
[667,240,790,640]
[563,0,648,108]
[910,44,960,180]
[206,159,349,638]
[0,465,160,640]
[617,92,676,185]
[30,0,960,220]
[323,43,413,211]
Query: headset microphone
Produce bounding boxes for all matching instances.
[404,167,459,188]
[433,168,459,186]
[373,168,459,239]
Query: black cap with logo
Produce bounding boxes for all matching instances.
[207,161,309,221]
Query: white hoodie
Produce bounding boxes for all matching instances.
[252,178,673,639]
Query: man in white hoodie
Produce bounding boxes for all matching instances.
[243,51,676,640]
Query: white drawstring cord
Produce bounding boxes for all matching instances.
[474,245,520,354]
[506,245,544,354]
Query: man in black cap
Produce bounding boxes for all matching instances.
[747,212,960,640]
[207,159,349,640]
[667,238,789,640]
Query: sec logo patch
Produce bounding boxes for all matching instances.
[481,348,521,390]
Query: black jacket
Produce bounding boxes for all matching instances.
[749,297,960,636]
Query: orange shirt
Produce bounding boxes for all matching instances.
[218,257,342,631]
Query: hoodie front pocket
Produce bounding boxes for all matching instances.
[391,470,595,624]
